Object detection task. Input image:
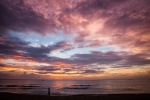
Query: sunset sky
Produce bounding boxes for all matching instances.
[0,0,150,80]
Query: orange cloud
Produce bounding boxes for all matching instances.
[53,62,72,68]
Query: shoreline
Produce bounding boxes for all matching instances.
[0,92,150,100]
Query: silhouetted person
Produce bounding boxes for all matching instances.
[48,87,50,96]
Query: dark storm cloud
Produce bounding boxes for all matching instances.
[0,0,54,34]
[25,45,51,58]
[0,63,5,67]
[36,66,61,72]
[31,51,142,70]
[82,69,104,74]
[0,34,28,57]
[29,50,150,68]
[0,34,69,60]
[70,51,125,65]
[25,41,71,59]
[57,51,150,68]
[123,53,150,66]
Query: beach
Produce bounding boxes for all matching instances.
[0,92,150,100]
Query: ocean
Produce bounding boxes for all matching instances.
[0,79,150,95]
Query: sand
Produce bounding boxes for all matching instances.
[0,92,150,100]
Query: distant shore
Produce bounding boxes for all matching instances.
[0,92,150,100]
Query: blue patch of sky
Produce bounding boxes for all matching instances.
[9,30,74,46]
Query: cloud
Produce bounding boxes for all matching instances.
[1,0,150,51]
[0,0,84,34]
[36,66,61,72]
[58,51,150,69]
[0,0,53,34]
[70,0,150,52]
[123,53,150,66]
[0,34,29,57]
[82,69,104,74]
[73,0,126,17]
[70,51,125,65]
[1,0,150,79]
[0,34,71,61]
[0,63,6,67]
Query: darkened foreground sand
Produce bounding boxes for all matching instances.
[0,92,150,100]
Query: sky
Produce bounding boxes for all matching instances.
[0,0,150,80]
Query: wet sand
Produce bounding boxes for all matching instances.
[0,92,150,100]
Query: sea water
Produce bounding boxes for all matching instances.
[0,79,150,95]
